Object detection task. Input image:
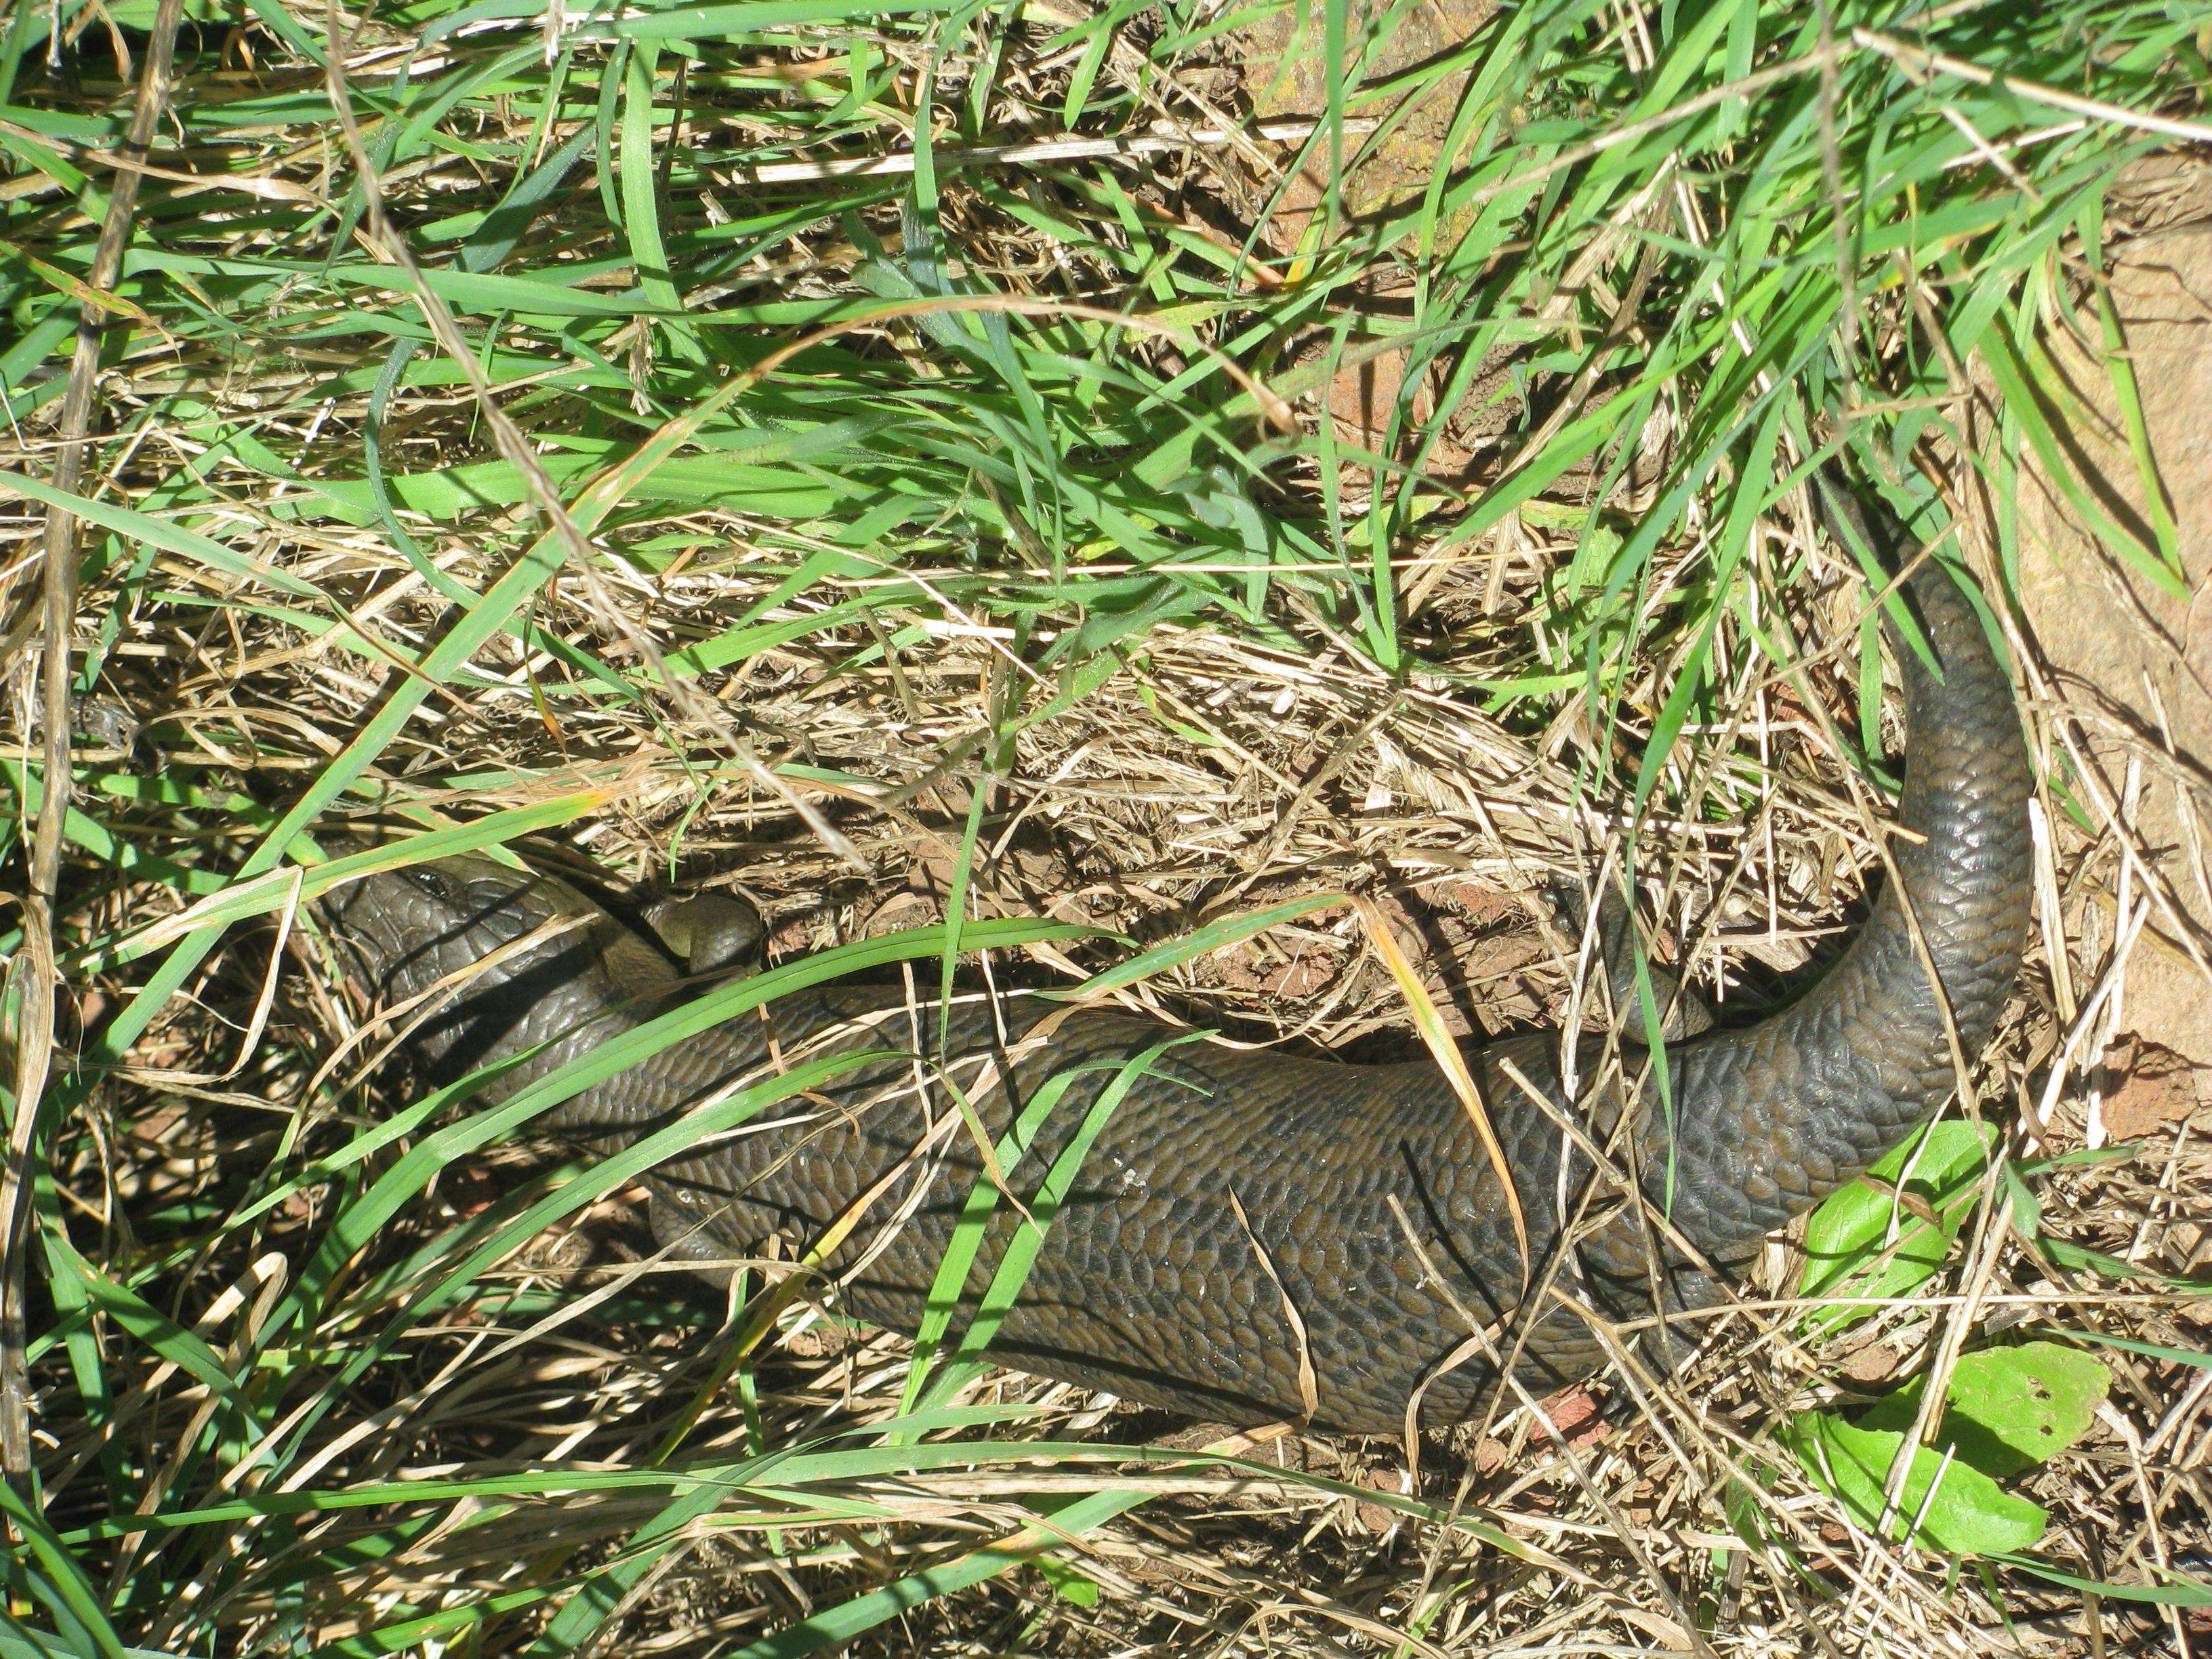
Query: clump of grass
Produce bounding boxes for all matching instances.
[2,0,2208,1654]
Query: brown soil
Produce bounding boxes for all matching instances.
[2001,155,2212,1121]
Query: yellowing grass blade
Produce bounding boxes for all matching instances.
[1351,895,1529,1285]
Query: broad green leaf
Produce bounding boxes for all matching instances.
[1800,1120,1994,1330]
[1784,1342,2108,1557]
[1858,1342,2109,1480]
[1780,1410,2049,1556]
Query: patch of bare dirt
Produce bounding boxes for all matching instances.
[2097,1032,2210,1144]
[2005,156,2212,1092]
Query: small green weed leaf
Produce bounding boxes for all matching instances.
[1033,1555,1103,1607]
[1723,1460,1786,1551]
[1781,1411,2049,1556]
[1800,1120,1994,1331]
[1858,1343,2109,1479]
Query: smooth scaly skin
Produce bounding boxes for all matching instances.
[317,476,2031,1434]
